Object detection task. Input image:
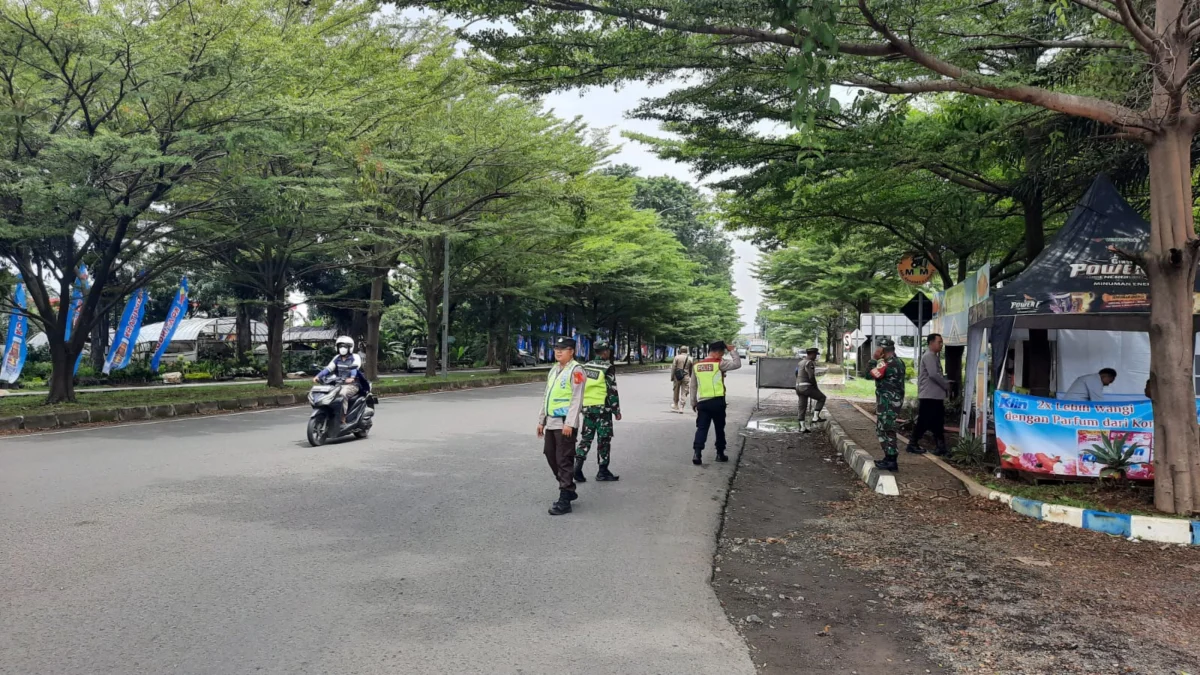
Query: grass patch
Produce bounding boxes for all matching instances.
[0,371,547,417]
[0,365,666,418]
[837,376,918,400]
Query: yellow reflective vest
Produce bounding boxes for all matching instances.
[693,359,725,400]
[582,362,610,407]
[544,362,579,417]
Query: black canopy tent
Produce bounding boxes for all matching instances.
[980,174,1200,385]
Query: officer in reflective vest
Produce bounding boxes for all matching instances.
[575,342,622,483]
[537,336,586,516]
[689,340,742,465]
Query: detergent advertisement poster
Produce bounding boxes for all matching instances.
[991,391,1190,480]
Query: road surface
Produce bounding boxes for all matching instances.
[1,368,757,674]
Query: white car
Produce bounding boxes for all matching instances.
[406,347,429,373]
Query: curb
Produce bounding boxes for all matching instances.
[0,364,669,434]
[951,463,1200,546]
[843,400,1200,546]
[825,417,899,496]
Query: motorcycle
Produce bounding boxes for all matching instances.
[306,373,376,447]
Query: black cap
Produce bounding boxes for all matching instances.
[708,340,727,353]
[593,342,611,353]
[552,336,576,349]
[877,338,896,350]
[806,347,819,354]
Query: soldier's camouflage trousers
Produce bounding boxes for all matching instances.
[876,394,903,457]
[576,412,614,467]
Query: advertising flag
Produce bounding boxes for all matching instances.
[0,282,29,383]
[104,286,149,374]
[150,278,189,372]
[64,264,91,375]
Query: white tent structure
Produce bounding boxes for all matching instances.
[28,317,269,364]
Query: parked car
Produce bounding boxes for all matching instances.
[406,347,429,373]
[513,349,537,367]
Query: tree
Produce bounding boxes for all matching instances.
[0,0,335,402]
[359,79,604,377]
[404,0,1200,512]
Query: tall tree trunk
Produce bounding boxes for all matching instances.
[46,339,77,404]
[364,262,385,381]
[235,300,251,364]
[424,259,440,377]
[265,297,286,389]
[1145,125,1200,514]
[90,309,109,372]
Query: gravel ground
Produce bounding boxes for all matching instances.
[718,404,1200,674]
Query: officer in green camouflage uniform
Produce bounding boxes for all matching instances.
[575,342,622,482]
[867,338,907,472]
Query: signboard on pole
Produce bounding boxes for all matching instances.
[898,253,934,285]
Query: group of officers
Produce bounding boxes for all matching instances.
[536,336,740,516]
[534,332,959,515]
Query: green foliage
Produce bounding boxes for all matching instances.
[952,434,988,470]
[1089,433,1142,479]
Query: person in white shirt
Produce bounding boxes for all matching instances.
[1067,368,1116,401]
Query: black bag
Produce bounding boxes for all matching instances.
[673,358,691,382]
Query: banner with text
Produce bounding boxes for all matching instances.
[0,282,29,383]
[991,391,1196,480]
[104,287,148,375]
[150,277,188,372]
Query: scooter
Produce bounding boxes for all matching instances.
[306,373,376,447]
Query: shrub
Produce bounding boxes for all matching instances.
[184,372,213,381]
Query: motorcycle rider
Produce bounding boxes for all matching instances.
[314,336,362,423]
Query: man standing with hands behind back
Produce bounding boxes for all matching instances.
[537,336,586,516]
[690,340,741,465]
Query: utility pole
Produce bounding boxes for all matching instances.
[441,232,450,374]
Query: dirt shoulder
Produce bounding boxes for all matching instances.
[715,419,947,673]
[717,404,1200,674]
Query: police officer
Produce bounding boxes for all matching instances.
[868,338,907,472]
[575,342,622,482]
[537,336,585,515]
[689,340,742,465]
[795,347,826,432]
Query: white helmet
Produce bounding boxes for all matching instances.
[335,335,355,355]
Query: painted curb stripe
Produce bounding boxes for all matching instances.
[1010,497,1044,520]
[1082,511,1132,538]
[1042,503,1085,528]
[825,418,897,497]
[1129,515,1193,545]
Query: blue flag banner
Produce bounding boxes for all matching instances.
[64,264,91,375]
[150,278,188,372]
[0,282,29,383]
[104,287,149,374]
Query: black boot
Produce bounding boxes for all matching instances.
[565,489,578,502]
[693,449,703,466]
[874,455,899,472]
[596,466,620,481]
[549,491,573,515]
[715,450,729,463]
[905,443,926,455]
[932,440,949,457]
[573,457,587,483]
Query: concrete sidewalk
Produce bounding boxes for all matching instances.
[824,398,966,499]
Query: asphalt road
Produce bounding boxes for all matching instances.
[1,367,757,675]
